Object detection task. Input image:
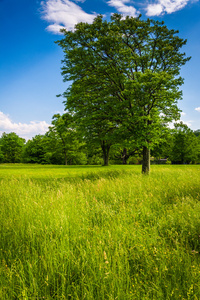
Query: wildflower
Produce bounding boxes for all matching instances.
[104,251,109,264]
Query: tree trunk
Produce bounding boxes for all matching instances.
[101,141,110,166]
[142,146,150,174]
[64,152,67,165]
[122,148,128,165]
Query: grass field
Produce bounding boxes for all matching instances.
[0,164,200,299]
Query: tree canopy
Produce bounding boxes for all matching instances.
[50,113,87,165]
[57,14,190,173]
[170,123,200,164]
[0,132,25,163]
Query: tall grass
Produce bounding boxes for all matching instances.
[0,164,200,299]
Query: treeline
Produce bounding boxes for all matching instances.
[0,113,200,165]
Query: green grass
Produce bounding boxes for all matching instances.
[0,164,200,299]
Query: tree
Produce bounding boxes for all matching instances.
[73,113,116,166]
[194,129,200,137]
[50,113,87,165]
[57,14,190,173]
[0,132,25,163]
[111,138,142,165]
[0,148,4,163]
[23,124,87,165]
[169,123,200,164]
[23,135,50,164]
[58,79,120,166]
[151,127,173,161]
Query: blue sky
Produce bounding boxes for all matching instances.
[0,0,200,140]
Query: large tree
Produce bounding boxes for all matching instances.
[57,14,190,173]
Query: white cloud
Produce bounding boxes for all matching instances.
[195,107,200,112]
[40,0,198,33]
[168,119,194,129]
[41,0,97,33]
[107,0,138,16]
[46,23,66,34]
[0,112,50,141]
[181,112,186,116]
[146,3,163,16]
[146,0,190,16]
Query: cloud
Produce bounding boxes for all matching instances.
[40,0,198,33]
[168,119,194,129]
[107,0,138,16]
[181,112,186,116]
[146,0,191,16]
[41,0,97,33]
[46,23,66,34]
[179,112,194,127]
[195,107,200,112]
[0,112,50,141]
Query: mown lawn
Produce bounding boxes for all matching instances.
[0,164,200,299]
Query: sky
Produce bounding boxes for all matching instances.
[0,0,200,140]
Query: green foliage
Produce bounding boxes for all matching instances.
[0,132,25,163]
[22,122,88,166]
[50,113,87,165]
[23,135,51,164]
[1,165,200,299]
[111,143,142,164]
[170,123,200,164]
[0,149,4,163]
[87,154,103,165]
[57,14,190,172]
[151,127,173,160]
[194,129,200,137]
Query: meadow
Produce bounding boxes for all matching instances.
[0,164,200,299]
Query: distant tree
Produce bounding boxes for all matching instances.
[194,129,200,137]
[0,148,4,163]
[169,123,199,164]
[23,135,50,164]
[41,131,65,165]
[151,127,173,161]
[23,128,87,165]
[111,138,142,165]
[0,132,25,163]
[196,132,200,163]
[50,113,87,165]
[57,14,190,173]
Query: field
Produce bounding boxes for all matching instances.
[1,164,200,299]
